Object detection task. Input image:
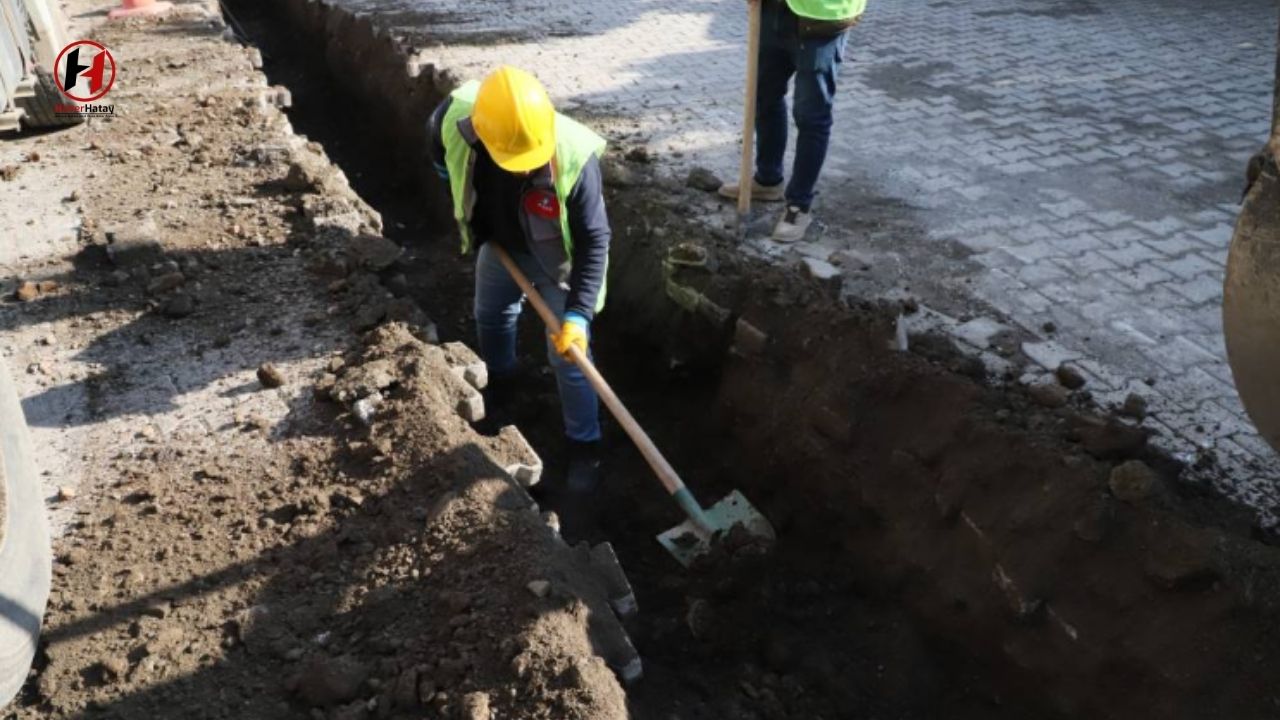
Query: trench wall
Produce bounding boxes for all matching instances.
[251,1,1280,716]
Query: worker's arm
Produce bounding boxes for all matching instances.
[563,155,611,324]
[428,98,452,180]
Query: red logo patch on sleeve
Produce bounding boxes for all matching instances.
[524,190,560,220]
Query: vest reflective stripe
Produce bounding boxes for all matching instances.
[441,81,609,312]
[785,0,865,21]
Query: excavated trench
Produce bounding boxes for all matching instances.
[230,2,1280,718]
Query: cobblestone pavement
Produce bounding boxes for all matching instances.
[347,0,1280,517]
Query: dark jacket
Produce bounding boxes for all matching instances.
[429,98,611,322]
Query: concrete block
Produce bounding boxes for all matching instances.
[590,542,638,619]
[441,342,488,391]
[455,389,484,423]
[494,425,543,488]
[802,257,841,281]
[951,317,1008,349]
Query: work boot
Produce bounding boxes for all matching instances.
[473,373,519,435]
[771,205,813,243]
[717,178,785,203]
[565,439,603,494]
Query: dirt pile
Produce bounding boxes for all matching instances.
[4,4,640,718]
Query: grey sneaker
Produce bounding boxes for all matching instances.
[771,206,812,243]
[717,178,786,203]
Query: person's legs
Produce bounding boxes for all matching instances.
[754,9,796,189]
[473,242,526,378]
[784,32,846,211]
[497,251,601,444]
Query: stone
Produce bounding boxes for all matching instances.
[1071,416,1148,461]
[1028,382,1069,408]
[56,486,76,501]
[147,271,186,295]
[353,393,383,426]
[283,162,321,193]
[106,220,165,267]
[14,281,39,302]
[1119,392,1148,420]
[1055,364,1087,390]
[161,293,196,319]
[801,257,841,281]
[293,655,369,707]
[526,580,551,598]
[97,656,129,683]
[346,234,402,272]
[258,364,286,389]
[685,166,723,192]
[1109,460,1157,503]
[460,692,491,720]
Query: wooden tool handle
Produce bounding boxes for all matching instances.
[491,246,691,499]
[738,0,764,216]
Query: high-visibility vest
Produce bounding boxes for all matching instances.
[441,81,609,311]
[786,0,865,21]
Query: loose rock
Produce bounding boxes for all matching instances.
[1055,364,1086,390]
[14,281,40,302]
[97,656,129,683]
[1119,392,1149,420]
[147,271,186,295]
[257,363,286,389]
[1109,460,1158,503]
[1028,382,1069,408]
[460,691,491,720]
[685,166,723,192]
[526,580,551,598]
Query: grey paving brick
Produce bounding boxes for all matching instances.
[1168,273,1226,305]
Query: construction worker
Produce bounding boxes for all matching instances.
[429,66,610,491]
[720,0,866,242]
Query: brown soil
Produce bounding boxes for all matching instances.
[7,5,633,719]
[9,1,1280,720]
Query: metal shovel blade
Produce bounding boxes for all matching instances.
[656,490,776,567]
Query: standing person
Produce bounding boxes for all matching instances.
[429,66,611,491]
[719,0,866,242]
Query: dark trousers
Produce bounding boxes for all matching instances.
[755,0,849,211]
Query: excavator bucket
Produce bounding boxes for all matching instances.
[1225,158,1280,455]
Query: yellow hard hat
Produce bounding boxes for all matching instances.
[472,66,557,173]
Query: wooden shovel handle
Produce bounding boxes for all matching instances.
[738,0,764,215]
[491,246,690,499]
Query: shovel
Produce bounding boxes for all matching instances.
[735,0,764,228]
[491,246,776,566]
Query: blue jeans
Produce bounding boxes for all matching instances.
[756,1,848,211]
[474,242,602,443]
